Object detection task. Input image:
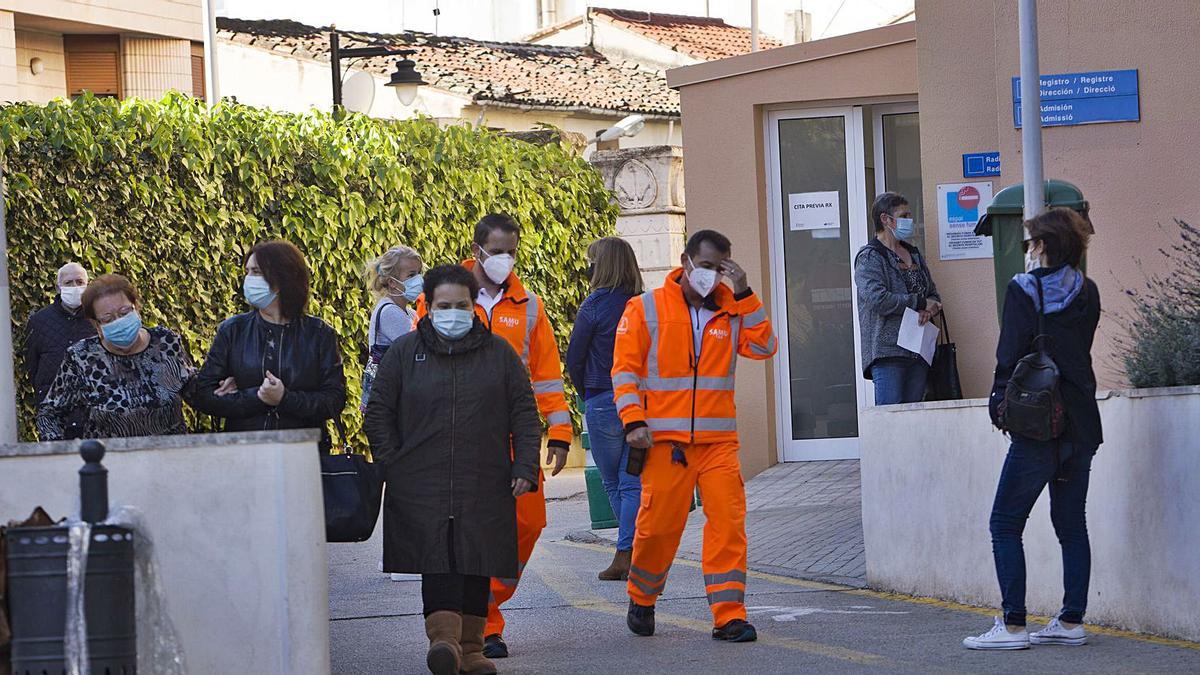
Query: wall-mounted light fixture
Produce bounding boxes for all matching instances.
[29,57,44,76]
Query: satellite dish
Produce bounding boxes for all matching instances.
[343,71,376,114]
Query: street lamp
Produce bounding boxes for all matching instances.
[329,29,426,109]
[588,114,647,147]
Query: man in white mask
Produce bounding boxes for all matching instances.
[24,262,97,434]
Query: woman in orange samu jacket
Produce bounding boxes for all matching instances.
[612,229,777,643]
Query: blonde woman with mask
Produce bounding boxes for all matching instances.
[362,246,424,412]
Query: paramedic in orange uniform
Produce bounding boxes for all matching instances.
[417,213,573,659]
[612,229,777,643]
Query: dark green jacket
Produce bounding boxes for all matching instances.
[365,316,541,578]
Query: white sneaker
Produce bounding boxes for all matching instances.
[1030,617,1088,646]
[390,573,421,581]
[963,616,1031,650]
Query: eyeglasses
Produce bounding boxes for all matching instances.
[97,305,136,325]
[1021,238,1040,254]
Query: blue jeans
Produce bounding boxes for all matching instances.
[585,392,642,551]
[989,437,1096,626]
[871,358,929,405]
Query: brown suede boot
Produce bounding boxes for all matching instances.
[598,549,632,581]
[424,611,463,675]
[460,615,498,675]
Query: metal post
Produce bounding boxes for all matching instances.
[0,166,18,443]
[1018,0,1045,221]
[202,0,220,104]
[750,0,760,52]
[330,29,343,108]
[79,440,109,524]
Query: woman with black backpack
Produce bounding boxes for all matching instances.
[963,208,1102,651]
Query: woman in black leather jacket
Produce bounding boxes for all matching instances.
[192,240,346,449]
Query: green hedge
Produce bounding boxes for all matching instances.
[0,93,617,441]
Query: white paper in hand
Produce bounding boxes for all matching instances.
[898,307,940,366]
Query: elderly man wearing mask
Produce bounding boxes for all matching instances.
[24,262,97,437]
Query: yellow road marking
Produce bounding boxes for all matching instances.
[557,539,1200,652]
[535,542,886,666]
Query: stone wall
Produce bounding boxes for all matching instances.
[590,145,686,289]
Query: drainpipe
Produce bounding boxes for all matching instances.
[1018,0,1044,222]
[750,0,760,51]
[202,0,220,104]
[0,167,18,443]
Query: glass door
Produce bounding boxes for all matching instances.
[765,108,869,462]
[873,103,925,252]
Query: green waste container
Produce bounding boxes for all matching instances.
[581,399,619,530]
[974,179,1093,322]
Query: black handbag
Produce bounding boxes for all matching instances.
[926,311,963,401]
[998,276,1067,441]
[321,418,384,543]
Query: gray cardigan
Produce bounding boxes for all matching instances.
[853,238,941,378]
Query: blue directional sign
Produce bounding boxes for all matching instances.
[1012,69,1139,128]
[962,152,1001,178]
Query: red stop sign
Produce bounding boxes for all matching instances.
[957,186,981,210]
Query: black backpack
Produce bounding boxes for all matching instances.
[999,275,1067,441]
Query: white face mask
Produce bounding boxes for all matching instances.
[686,257,720,298]
[431,308,474,340]
[478,249,515,285]
[60,286,85,309]
[1024,243,1041,273]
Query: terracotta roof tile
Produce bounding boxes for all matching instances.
[217,17,680,117]
[592,8,783,61]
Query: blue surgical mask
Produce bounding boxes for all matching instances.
[243,274,277,309]
[395,274,424,303]
[891,217,915,240]
[101,311,142,348]
[431,308,474,340]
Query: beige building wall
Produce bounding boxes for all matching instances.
[0,11,16,101]
[669,24,918,477]
[121,36,191,99]
[0,0,202,41]
[15,29,67,103]
[671,2,1199,475]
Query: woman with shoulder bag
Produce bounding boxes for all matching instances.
[190,240,346,450]
[964,208,1102,651]
[854,192,943,404]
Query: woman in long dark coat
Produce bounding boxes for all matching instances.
[364,264,541,675]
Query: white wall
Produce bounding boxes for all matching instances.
[0,430,330,674]
[218,41,468,119]
[472,105,679,158]
[860,387,1200,641]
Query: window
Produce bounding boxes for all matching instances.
[191,42,206,100]
[64,35,121,98]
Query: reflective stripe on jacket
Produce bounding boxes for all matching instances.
[611,268,777,444]
[417,259,573,444]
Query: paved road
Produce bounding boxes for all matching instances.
[329,473,1200,674]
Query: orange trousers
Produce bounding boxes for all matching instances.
[485,472,547,637]
[627,440,748,627]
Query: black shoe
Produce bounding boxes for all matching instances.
[483,634,509,659]
[627,600,656,637]
[712,620,758,643]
